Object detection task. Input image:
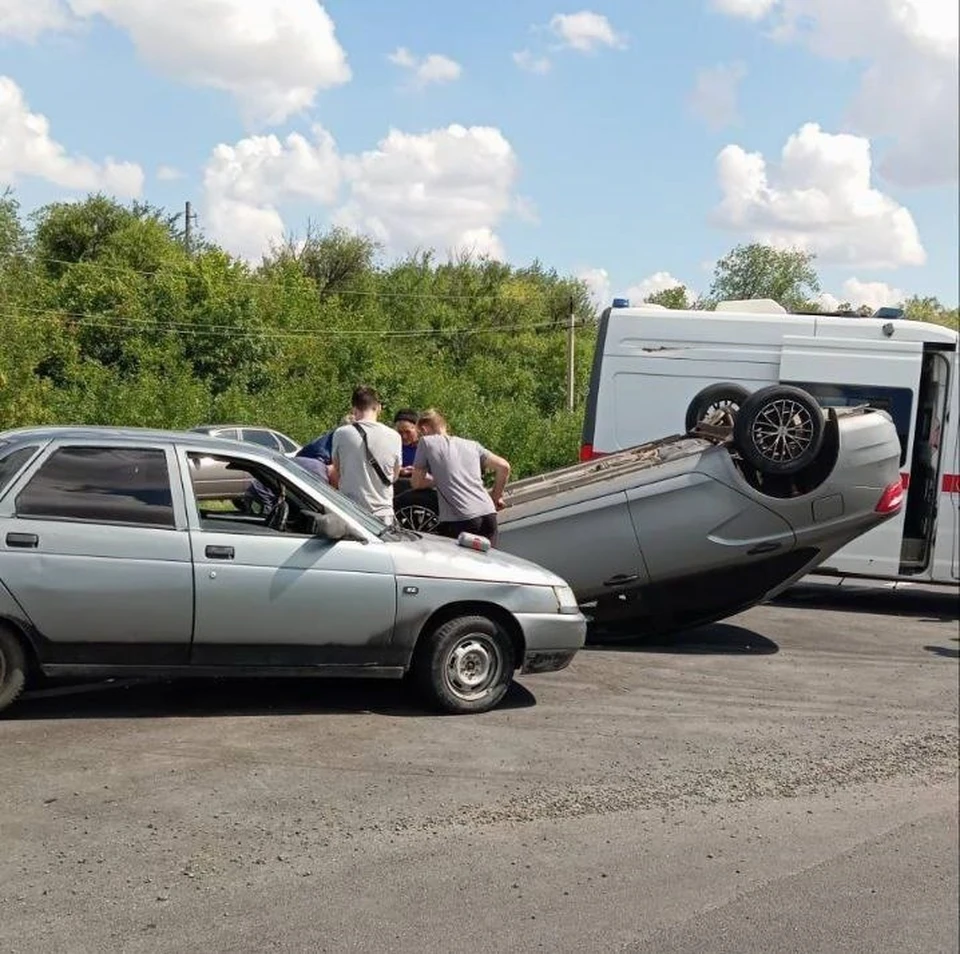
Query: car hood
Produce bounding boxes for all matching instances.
[385,533,568,588]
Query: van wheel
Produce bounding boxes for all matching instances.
[685,383,751,432]
[414,615,514,714]
[0,626,28,715]
[734,385,824,476]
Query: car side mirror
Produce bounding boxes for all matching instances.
[304,511,363,543]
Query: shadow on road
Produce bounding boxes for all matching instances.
[773,582,959,623]
[923,645,960,660]
[13,676,537,721]
[584,622,779,655]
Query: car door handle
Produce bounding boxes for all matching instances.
[205,545,235,560]
[747,542,782,555]
[5,532,39,549]
[603,573,640,587]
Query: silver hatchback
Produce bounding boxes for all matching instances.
[0,428,585,716]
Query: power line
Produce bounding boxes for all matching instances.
[0,306,590,340]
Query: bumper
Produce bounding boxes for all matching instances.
[514,611,586,674]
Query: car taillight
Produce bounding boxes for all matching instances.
[579,444,595,462]
[875,479,904,514]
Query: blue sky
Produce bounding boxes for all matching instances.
[1,0,957,308]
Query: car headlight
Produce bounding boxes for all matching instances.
[552,585,580,615]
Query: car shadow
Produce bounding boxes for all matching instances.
[774,582,960,623]
[924,644,960,660]
[12,676,537,721]
[584,621,779,655]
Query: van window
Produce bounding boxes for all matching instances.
[16,446,176,527]
[786,382,913,466]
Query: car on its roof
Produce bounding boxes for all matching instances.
[0,426,585,716]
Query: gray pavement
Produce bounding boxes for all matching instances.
[1,581,957,953]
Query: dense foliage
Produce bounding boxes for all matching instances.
[0,191,597,478]
[1,193,956,478]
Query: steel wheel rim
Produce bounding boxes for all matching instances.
[444,634,501,701]
[396,504,440,532]
[750,399,816,463]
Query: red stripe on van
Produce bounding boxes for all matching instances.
[943,474,960,494]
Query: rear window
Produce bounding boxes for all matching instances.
[0,445,39,497]
[16,446,175,527]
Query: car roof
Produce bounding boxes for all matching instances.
[0,425,273,455]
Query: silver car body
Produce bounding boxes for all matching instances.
[497,407,904,630]
[0,427,585,681]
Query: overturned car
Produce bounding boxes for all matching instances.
[397,384,905,635]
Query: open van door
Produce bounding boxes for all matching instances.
[779,334,924,578]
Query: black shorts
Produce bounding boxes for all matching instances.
[437,513,499,546]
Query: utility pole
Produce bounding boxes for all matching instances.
[566,295,576,412]
[184,201,197,254]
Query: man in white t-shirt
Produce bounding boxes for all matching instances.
[329,386,402,524]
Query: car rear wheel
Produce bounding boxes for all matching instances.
[733,384,825,476]
[685,383,751,432]
[414,615,514,714]
[0,626,28,715]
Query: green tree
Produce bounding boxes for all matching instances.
[644,286,691,309]
[708,243,821,311]
[902,295,959,330]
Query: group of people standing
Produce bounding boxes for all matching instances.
[295,385,511,544]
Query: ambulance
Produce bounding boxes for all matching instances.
[580,299,959,584]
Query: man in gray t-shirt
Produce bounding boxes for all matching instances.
[411,409,511,544]
[329,386,402,524]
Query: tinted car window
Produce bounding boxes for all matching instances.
[276,433,299,454]
[786,382,913,467]
[242,429,282,450]
[16,447,176,527]
[0,445,39,497]
[211,428,240,441]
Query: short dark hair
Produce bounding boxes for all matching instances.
[393,408,419,425]
[351,385,381,412]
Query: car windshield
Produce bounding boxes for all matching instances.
[269,454,390,537]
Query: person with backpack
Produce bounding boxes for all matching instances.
[328,386,402,525]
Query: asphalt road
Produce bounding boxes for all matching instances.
[1,581,957,954]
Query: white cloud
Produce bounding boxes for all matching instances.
[337,125,519,260]
[156,164,183,182]
[819,278,906,311]
[203,126,341,261]
[578,267,611,309]
[549,11,627,52]
[0,0,71,39]
[714,0,959,186]
[513,49,552,74]
[203,123,521,263]
[0,0,350,126]
[688,62,747,131]
[578,267,693,310]
[710,0,777,20]
[0,75,143,196]
[714,122,925,269]
[388,47,462,88]
[625,272,691,302]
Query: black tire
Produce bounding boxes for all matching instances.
[0,625,28,715]
[733,384,824,476]
[685,383,751,432]
[394,489,440,533]
[413,615,514,714]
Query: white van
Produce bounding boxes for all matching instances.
[580,300,959,584]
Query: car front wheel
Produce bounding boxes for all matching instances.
[414,615,514,714]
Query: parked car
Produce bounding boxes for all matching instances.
[189,425,301,500]
[0,427,585,716]
[396,384,905,636]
